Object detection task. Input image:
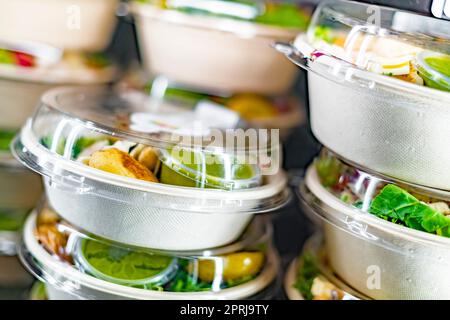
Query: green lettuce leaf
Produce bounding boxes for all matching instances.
[294,253,319,300]
[369,184,450,236]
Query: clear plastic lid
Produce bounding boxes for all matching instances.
[278,0,450,93]
[286,233,367,300]
[134,0,311,29]
[21,208,278,299]
[13,86,284,192]
[301,150,450,248]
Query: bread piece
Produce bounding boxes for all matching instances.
[88,148,158,183]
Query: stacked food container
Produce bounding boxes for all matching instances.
[13,85,290,299]
[0,0,120,298]
[130,0,312,140]
[278,0,450,299]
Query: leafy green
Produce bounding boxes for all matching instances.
[40,135,101,158]
[71,137,101,158]
[256,3,310,29]
[293,253,319,300]
[161,259,256,292]
[0,130,16,152]
[315,155,341,188]
[0,209,28,231]
[369,184,450,237]
[40,136,65,155]
[164,260,219,292]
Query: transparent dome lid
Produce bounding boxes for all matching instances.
[14,86,283,191]
[0,129,15,157]
[21,207,278,298]
[136,0,311,29]
[281,0,450,93]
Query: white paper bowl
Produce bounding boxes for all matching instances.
[0,63,116,131]
[0,0,119,52]
[131,3,300,95]
[22,212,279,300]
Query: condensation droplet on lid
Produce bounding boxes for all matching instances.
[406,278,412,283]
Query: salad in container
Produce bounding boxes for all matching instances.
[275,0,450,190]
[0,40,117,131]
[144,77,304,140]
[131,0,311,94]
[0,152,42,209]
[284,234,368,300]
[0,0,119,52]
[298,150,450,299]
[29,281,48,300]
[13,86,289,250]
[20,207,279,300]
